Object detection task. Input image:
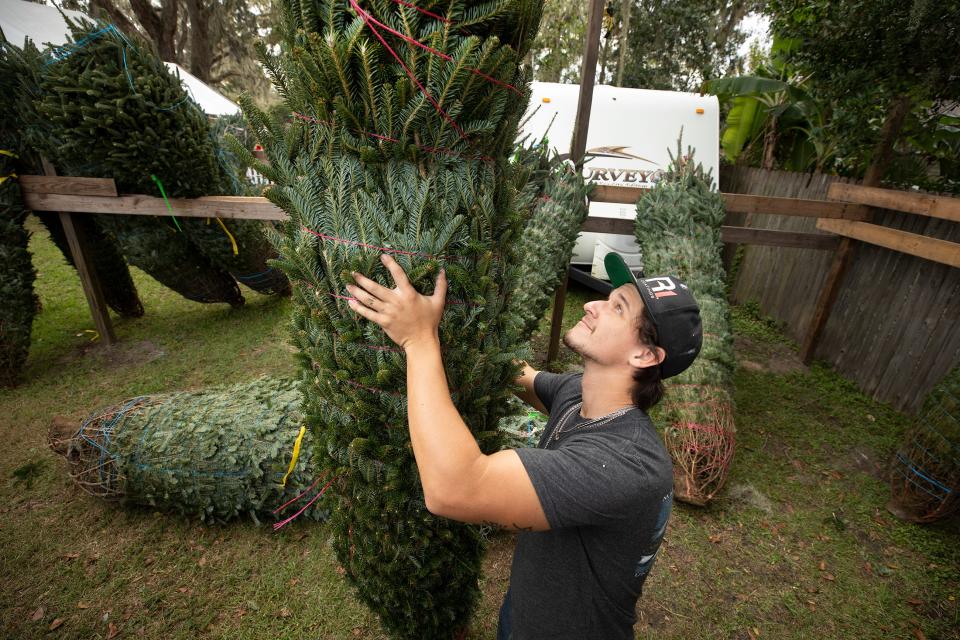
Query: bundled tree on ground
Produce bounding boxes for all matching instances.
[635,143,735,505]
[48,377,325,524]
[34,20,289,301]
[234,0,542,636]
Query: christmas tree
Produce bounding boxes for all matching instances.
[510,145,591,339]
[50,377,325,524]
[635,143,736,505]
[35,20,288,301]
[235,0,541,636]
[2,40,143,330]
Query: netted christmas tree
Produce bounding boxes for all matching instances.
[635,143,736,506]
[2,39,145,319]
[233,1,541,636]
[48,377,325,524]
[35,19,288,301]
[509,146,591,339]
[887,367,960,523]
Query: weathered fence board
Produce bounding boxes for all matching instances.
[724,166,960,412]
[817,218,960,268]
[830,182,960,223]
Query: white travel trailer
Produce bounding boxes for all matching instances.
[519,82,720,286]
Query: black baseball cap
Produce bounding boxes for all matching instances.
[603,252,702,378]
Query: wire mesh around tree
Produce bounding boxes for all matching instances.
[48,378,326,524]
[887,367,959,523]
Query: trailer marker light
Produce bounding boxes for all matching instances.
[695,108,705,114]
[542,97,551,103]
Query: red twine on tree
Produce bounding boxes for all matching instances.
[273,473,339,530]
[391,0,452,24]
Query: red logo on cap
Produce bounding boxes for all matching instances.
[646,277,677,298]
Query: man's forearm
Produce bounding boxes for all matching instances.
[404,338,485,510]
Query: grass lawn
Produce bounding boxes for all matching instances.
[1,218,958,639]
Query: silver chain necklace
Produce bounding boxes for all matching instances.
[546,401,636,444]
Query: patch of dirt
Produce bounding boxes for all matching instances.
[724,483,775,514]
[90,340,166,369]
[735,335,807,376]
[838,445,886,481]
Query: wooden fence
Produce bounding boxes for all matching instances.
[21,170,960,413]
[722,166,960,413]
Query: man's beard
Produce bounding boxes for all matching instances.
[563,328,597,364]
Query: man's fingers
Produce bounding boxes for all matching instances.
[347,298,386,325]
[433,268,447,306]
[350,270,392,300]
[380,254,412,290]
[345,284,381,309]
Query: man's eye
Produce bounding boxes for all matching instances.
[615,304,623,313]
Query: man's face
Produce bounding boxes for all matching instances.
[563,284,651,367]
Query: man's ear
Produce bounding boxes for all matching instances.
[628,345,665,370]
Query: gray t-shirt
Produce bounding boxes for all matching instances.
[508,372,673,640]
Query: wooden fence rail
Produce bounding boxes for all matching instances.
[19,174,959,388]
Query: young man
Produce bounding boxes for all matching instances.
[346,251,702,640]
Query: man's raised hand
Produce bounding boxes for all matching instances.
[346,253,447,352]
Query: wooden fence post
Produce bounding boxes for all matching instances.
[41,159,116,345]
[546,0,605,364]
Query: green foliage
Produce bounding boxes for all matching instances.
[28,22,243,306]
[241,1,542,636]
[0,44,39,387]
[0,39,145,319]
[34,212,146,317]
[527,0,588,82]
[62,378,324,524]
[616,0,760,90]
[705,35,840,172]
[0,158,37,388]
[767,0,960,184]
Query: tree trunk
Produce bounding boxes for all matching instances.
[615,0,631,86]
[128,0,178,61]
[186,0,215,83]
[761,115,778,170]
[862,94,912,187]
[88,0,140,40]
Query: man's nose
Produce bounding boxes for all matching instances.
[583,300,601,316]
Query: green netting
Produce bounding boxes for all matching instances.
[49,378,325,524]
[636,144,736,506]
[888,367,960,523]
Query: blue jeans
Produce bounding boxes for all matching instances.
[497,587,512,640]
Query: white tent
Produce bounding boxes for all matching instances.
[0,0,239,116]
[162,62,240,116]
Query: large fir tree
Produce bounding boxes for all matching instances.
[235,0,541,636]
[635,144,736,505]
